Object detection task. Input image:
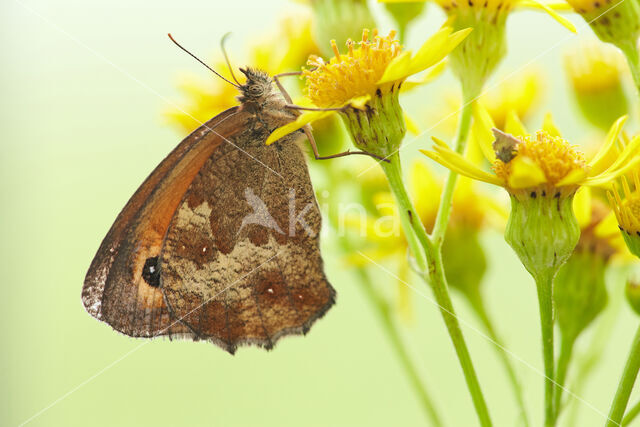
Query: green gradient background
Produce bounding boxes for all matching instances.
[2,1,639,426]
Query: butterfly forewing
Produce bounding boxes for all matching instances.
[83,67,336,353]
[82,107,245,338]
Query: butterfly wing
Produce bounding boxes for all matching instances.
[160,128,335,353]
[82,106,246,338]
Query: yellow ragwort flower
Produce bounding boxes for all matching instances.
[423,109,640,198]
[266,24,471,147]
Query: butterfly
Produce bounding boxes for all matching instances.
[81,37,358,354]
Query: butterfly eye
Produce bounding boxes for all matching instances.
[249,85,263,95]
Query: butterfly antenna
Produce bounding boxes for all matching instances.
[220,32,242,86]
[167,33,240,88]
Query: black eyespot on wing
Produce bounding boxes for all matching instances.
[142,256,160,288]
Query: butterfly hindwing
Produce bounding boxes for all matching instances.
[160,124,335,353]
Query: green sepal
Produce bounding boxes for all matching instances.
[341,89,406,159]
[504,191,580,282]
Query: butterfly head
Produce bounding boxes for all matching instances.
[237,67,276,104]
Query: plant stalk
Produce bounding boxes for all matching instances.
[381,153,492,427]
[535,272,556,427]
[606,323,640,426]
[622,399,640,426]
[430,87,475,246]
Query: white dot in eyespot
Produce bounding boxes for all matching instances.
[267,288,274,294]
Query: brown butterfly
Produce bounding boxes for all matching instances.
[81,36,380,354]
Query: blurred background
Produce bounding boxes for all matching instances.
[2,0,639,426]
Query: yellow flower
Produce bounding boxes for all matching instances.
[565,42,629,130]
[266,24,471,146]
[608,167,640,257]
[422,109,640,198]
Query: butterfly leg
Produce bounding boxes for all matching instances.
[272,72,389,163]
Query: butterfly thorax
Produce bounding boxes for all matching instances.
[236,68,299,146]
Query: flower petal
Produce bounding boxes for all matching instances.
[407,27,472,76]
[472,102,498,163]
[573,187,592,228]
[504,110,528,136]
[378,51,413,84]
[266,110,334,145]
[600,133,640,176]
[519,0,577,33]
[423,150,501,185]
[585,154,640,186]
[507,156,547,189]
[542,112,562,137]
[424,138,503,185]
[556,168,589,186]
[589,115,628,175]
[401,59,447,92]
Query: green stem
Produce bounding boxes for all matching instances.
[606,323,640,426]
[430,87,476,247]
[554,336,576,423]
[535,272,556,427]
[618,39,640,96]
[425,244,493,427]
[622,399,640,426]
[381,153,492,427]
[469,294,530,427]
[380,153,428,273]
